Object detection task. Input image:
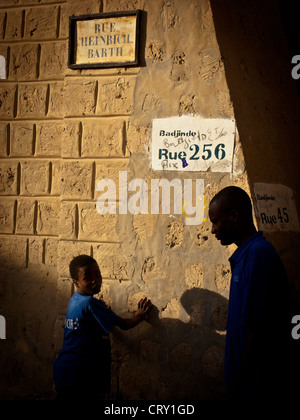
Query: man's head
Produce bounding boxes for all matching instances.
[69,254,102,295]
[209,186,255,246]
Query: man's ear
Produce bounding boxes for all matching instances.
[231,208,239,223]
[73,279,79,288]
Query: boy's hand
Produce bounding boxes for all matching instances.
[116,297,152,330]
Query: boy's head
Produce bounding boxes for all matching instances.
[69,254,102,295]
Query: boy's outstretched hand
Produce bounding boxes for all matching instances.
[116,297,153,330]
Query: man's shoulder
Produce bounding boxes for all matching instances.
[250,234,274,251]
[247,234,281,266]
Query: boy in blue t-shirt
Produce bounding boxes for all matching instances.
[53,254,152,400]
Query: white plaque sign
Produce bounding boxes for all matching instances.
[151,116,236,172]
[253,183,299,232]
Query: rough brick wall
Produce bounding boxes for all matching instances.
[0,0,246,400]
[0,0,298,400]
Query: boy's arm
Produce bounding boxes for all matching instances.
[115,297,152,330]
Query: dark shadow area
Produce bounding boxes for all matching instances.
[111,288,228,400]
[278,0,300,97]
[209,0,300,295]
[111,285,300,400]
[210,0,300,189]
[0,264,58,400]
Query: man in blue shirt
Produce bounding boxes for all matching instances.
[53,254,152,400]
[209,186,292,399]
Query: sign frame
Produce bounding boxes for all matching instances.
[68,10,140,69]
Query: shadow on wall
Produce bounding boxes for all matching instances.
[0,254,228,400]
[111,288,228,400]
[0,262,58,400]
[209,0,300,188]
[209,0,300,295]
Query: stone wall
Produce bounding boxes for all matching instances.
[0,0,298,400]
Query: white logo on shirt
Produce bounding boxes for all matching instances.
[65,318,79,330]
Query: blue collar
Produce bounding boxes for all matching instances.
[229,231,264,264]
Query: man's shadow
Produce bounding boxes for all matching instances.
[112,288,229,400]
